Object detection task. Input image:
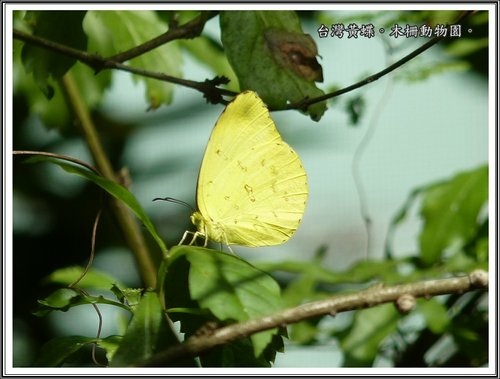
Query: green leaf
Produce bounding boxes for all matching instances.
[37,288,81,310]
[417,298,450,333]
[83,10,182,109]
[281,272,318,308]
[97,335,123,364]
[396,60,470,82]
[110,285,144,311]
[445,37,489,57]
[35,336,96,366]
[44,265,125,290]
[14,13,111,130]
[163,246,284,364]
[419,165,488,265]
[450,297,489,366]
[199,332,284,367]
[384,184,431,259]
[339,304,400,366]
[185,247,284,358]
[279,253,328,344]
[109,290,182,367]
[21,11,87,98]
[220,11,326,120]
[14,57,112,131]
[24,156,167,254]
[289,318,321,345]
[34,288,130,316]
[173,10,238,93]
[346,95,365,126]
[257,258,400,285]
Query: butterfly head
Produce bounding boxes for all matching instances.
[191,211,226,246]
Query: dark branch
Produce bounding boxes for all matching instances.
[106,11,218,63]
[140,270,488,366]
[290,10,476,111]
[13,10,476,112]
[13,11,234,104]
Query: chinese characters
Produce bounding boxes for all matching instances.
[317,23,466,39]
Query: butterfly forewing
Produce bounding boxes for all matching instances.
[195,91,308,247]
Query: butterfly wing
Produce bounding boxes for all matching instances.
[195,91,308,247]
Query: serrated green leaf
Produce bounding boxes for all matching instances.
[110,285,144,310]
[34,288,130,316]
[109,290,181,367]
[98,335,123,364]
[220,11,326,120]
[419,165,488,265]
[35,335,96,366]
[45,265,125,290]
[417,298,450,333]
[83,10,182,109]
[184,247,283,358]
[339,304,400,366]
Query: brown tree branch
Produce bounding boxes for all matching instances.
[12,10,235,104]
[106,11,218,63]
[60,73,159,288]
[140,269,488,366]
[13,10,476,110]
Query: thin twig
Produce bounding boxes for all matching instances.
[69,207,103,288]
[12,11,231,102]
[104,60,235,97]
[351,36,395,260]
[141,270,488,366]
[289,10,476,110]
[106,11,218,63]
[13,10,476,110]
[13,28,105,68]
[73,288,107,367]
[60,73,159,288]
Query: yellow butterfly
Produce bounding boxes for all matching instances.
[184,90,308,248]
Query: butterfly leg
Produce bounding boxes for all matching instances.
[179,230,209,247]
[178,230,191,245]
[221,233,234,254]
[188,231,200,245]
[179,230,200,246]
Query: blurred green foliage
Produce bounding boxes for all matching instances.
[12,9,488,368]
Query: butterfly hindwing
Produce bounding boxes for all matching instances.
[194,91,308,247]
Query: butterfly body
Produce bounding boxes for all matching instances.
[191,91,308,247]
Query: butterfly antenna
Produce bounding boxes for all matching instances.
[153,197,195,212]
